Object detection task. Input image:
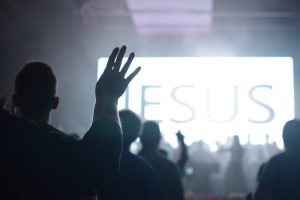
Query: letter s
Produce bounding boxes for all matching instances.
[248,85,275,123]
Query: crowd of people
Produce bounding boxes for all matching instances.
[164,134,280,199]
[1,45,300,200]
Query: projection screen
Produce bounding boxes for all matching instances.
[98,57,294,149]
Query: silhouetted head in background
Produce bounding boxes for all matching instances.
[282,119,300,151]
[140,120,161,150]
[13,61,59,123]
[232,135,241,147]
[119,109,142,150]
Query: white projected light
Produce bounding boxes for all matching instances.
[98,57,294,149]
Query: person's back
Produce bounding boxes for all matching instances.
[0,112,96,199]
[9,61,97,199]
[104,151,162,200]
[139,149,184,200]
[255,151,300,200]
[0,106,24,199]
[254,119,300,200]
[139,121,184,200]
[102,109,162,200]
[0,46,141,200]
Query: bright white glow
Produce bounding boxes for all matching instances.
[98,57,294,149]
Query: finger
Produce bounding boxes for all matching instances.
[126,66,141,84]
[120,52,134,76]
[105,47,119,71]
[114,45,126,71]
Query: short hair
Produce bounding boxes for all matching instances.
[140,120,161,148]
[282,119,300,151]
[14,61,57,112]
[119,109,142,147]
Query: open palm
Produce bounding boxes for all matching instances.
[96,46,141,100]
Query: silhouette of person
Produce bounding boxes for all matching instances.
[254,119,300,200]
[184,140,219,197]
[263,134,280,159]
[176,130,189,175]
[223,135,247,196]
[158,130,189,176]
[102,109,162,200]
[0,46,141,200]
[139,120,185,200]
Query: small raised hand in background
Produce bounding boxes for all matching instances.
[176,130,185,143]
[176,130,189,176]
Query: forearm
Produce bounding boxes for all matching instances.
[93,46,140,129]
[80,118,123,187]
[178,140,188,165]
[93,97,120,127]
[179,140,188,159]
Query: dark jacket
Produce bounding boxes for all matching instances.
[0,109,122,200]
[139,150,185,200]
[102,150,162,200]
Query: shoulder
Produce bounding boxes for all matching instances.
[123,152,154,173]
[155,154,181,174]
[0,113,40,136]
[86,118,122,139]
[261,152,286,174]
[259,153,286,184]
[41,123,74,136]
[267,152,287,165]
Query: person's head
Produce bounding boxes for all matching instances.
[140,120,161,150]
[119,109,142,150]
[232,135,241,146]
[282,119,300,151]
[13,62,58,121]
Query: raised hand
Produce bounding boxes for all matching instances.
[95,46,141,101]
[93,46,141,123]
[176,130,185,142]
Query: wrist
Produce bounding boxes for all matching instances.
[93,97,120,126]
[96,95,118,106]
